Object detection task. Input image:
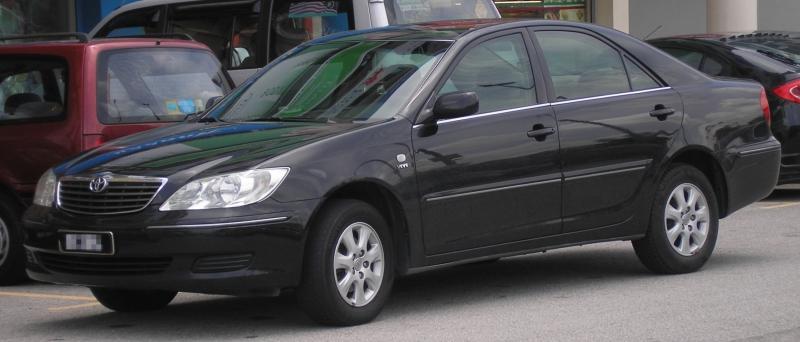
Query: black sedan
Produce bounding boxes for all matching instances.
[24,20,780,325]
[650,32,800,184]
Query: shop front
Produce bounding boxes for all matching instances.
[0,0,71,35]
[494,0,588,22]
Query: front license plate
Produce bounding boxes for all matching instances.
[59,231,114,255]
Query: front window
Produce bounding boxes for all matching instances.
[384,0,498,25]
[211,40,452,123]
[96,48,229,124]
[0,57,67,123]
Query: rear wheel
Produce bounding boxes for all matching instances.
[633,164,719,274]
[91,288,177,312]
[0,197,26,285]
[297,199,394,326]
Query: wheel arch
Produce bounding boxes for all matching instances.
[664,147,730,218]
[308,179,412,275]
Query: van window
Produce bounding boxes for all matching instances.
[0,57,66,123]
[98,7,163,37]
[96,48,228,124]
[270,1,355,59]
[384,0,498,25]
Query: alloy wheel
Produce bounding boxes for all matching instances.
[333,222,385,307]
[664,183,710,256]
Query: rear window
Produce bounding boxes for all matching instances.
[384,0,498,24]
[96,48,229,124]
[729,38,800,67]
[0,57,67,123]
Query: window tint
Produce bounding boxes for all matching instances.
[624,57,660,90]
[661,47,703,69]
[271,1,355,59]
[384,0,498,25]
[537,31,628,100]
[97,49,228,124]
[170,12,235,66]
[98,7,163,37]
[438,34,535,114]
[0,58,66,122]
[700,56,725,76]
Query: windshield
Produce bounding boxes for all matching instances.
[729,38,800,67]
[384,0,499,24]
[211,40,452,123]
[97,48,229,124]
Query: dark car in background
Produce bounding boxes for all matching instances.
[24,20,779,325]
[0,33,233,284]
[650,33,800,184]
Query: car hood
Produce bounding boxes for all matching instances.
[55,121,360,177]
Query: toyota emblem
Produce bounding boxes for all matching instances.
[88,176,110,193]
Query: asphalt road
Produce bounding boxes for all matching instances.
[1,188,799,342]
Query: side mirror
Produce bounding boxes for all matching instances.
[205,96,223,112]
[432,91,479,121]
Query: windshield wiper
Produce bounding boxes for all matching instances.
[143,103,161,121]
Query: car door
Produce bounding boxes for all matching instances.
[0,55,77,197]
[531,28,684,234]
[413,29,562,256]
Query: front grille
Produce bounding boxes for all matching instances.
[192,254,253,273]
[57,175,165,215]
[38,253,171,275]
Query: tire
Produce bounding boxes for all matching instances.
[633,164,719,274]
[91,288,177,312]
[0,196,27,286]
[297,199,395,326]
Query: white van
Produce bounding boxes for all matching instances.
[90,0,500,84]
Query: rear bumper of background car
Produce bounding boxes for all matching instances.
[725,139,782,215]
[23,198,319,296]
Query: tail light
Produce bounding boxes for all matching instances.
[82,134,107,150]
[760,88,772,127]
[772,78,800,104]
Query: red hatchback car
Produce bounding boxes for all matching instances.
[0,33,233,284]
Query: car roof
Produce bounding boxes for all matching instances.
[306,19,504,43]
[0,37,213,53]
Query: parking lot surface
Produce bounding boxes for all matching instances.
[1,188,799,342]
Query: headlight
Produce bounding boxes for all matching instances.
[160,168,290,211]
[33,169,57,207]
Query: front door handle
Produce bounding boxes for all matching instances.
[527,126,555,141]
[650,105,676,121]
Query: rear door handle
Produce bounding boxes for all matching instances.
[527,127,555,141]
[649,106,676,120]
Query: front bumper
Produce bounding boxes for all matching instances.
[23,198,319,295]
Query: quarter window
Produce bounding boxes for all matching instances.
[536,30,630,100]
[0,58,67,123]
[438,34,535,114]
[624,57,660,91]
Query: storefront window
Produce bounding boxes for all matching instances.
[494,0,587,22]
[0,0,70,35]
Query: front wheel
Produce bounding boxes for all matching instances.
[633,164,719,274]
[91,288,177,312]
[0,197,26,285]
[297,199,394,326]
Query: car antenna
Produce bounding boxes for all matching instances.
[643,25,663,40]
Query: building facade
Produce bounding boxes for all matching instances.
[0,0,797,38]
